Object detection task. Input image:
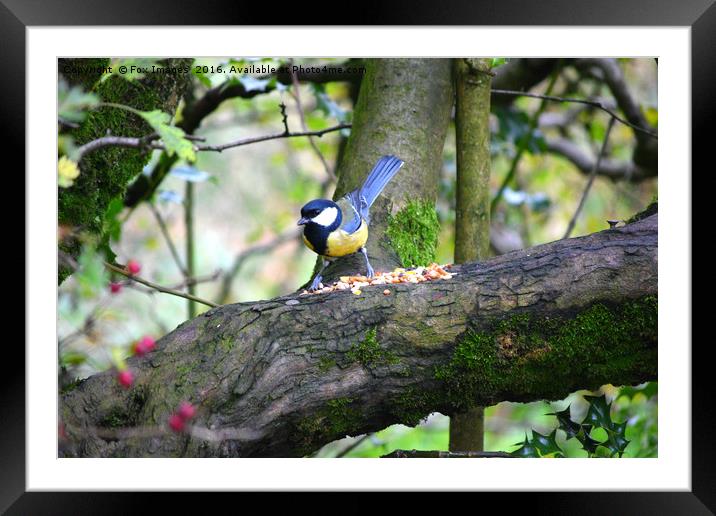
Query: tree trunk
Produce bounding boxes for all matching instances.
[60,214,658,457]
[58,58,193,283]
[317,58,454,283]
[450,58,493,452]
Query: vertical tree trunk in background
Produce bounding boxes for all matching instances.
[318,58,453,282]
[450,58,493,452]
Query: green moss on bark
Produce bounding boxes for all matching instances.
[58,58,192,283]
[346,327,398,367]
[390,297,657,426]
[435,296,658,410]
[386,200,440,267]
[293,397,361,455]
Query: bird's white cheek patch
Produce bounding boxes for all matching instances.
[312,207,338,227]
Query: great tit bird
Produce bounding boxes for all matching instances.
[297,155,405,291]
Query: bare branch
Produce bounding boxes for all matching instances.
[491,89,657,139]
[76,123,352,162]
[288,65,337,181]
[104,261,218,308]
[149,203,188,277]
[563,116,617,239]
[545,137,652,182]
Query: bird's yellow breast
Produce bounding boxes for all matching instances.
[324,219,368,257]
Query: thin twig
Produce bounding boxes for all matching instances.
[148,203,188,277]
[491,70,561,216]
[288,65,338,182]
[104,261,218,308]
[491,88,657,139]
[185,182,197,319]
[563,116,617,239]
[75,123,351,162]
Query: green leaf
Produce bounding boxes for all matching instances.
[582,394,613,428]
[575,425,601,455]
[530,429,564,458]
[548,405,581,440]
[618,382,658,401]
[103,197,125,243]
[76,244,108,298]
[312,85,349,123]
[58,78,99,123]
[138,110,196,162]
[490,57,509,69]
[511,434,540,457]
[603,421,631,457]
[60,352,87,366]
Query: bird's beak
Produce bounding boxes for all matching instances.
[297,217,310,226]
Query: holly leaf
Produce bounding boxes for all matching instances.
[530,429,564,458]
[548,405,581,440]
[575,425,601,455]
[137,110,196,162]
[582,394,613,428]
[511,434,540,458]
[603,421,631,457]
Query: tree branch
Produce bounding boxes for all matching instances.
[104,261,218,308]
[76,123,352,163]
[545,137,652,182]
[63,215,658,458]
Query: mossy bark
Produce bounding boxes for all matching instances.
[316,58,453,282]
[60,214,658,457]
[451,58,493,452]
[58,58,193,283]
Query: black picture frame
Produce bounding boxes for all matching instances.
[7,0,708,512]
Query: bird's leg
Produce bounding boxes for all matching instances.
[309,259,330,291]
[360,247,374,278]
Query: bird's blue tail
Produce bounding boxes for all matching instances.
[349,155,404,222]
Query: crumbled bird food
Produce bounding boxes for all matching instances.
[300,263,455,295]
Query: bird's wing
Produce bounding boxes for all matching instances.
[346,155,404,223]
[336,196,362,234]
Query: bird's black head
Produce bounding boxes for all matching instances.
[297,199,342,231]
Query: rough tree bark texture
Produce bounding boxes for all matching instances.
[321,58,453,281]
[60,214,658,458]
[58,58,193,283]
[450,58,494,452]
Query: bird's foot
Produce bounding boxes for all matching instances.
[308,275,323,292]
[366,263,375,279]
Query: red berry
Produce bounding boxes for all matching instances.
[110,282,122,294]
[168,413,185,432]
[177,402,196,421]
[126,260,141,275]
[117,369,134,388]
[133,335,156,356]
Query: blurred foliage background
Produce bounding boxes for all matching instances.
[58,57,657,457]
